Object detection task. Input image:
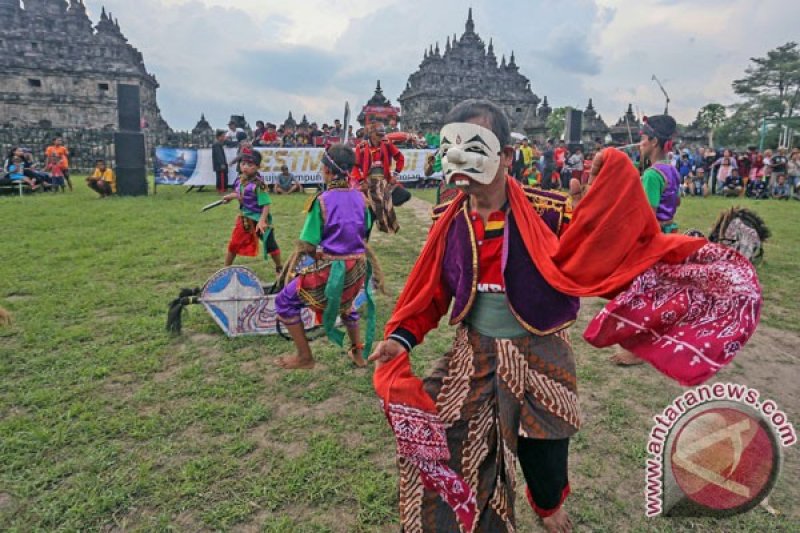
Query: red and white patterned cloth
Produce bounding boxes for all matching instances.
[584,243,762,386]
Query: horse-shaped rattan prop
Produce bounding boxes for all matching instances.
[686,207,771,265]
[165,252,367,340]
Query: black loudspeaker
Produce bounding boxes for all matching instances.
[114,132,148,196]
[564,109,583,145]
[118,84,141,132]
[114,132,146,167]
[116,167,148,196]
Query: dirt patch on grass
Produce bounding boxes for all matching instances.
[247,422,307,460]
[4,291,32,302]
[404,196,433,225]
[0,492,14,512]
[102,372,140,401]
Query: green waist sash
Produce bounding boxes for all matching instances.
[465,293,529,339]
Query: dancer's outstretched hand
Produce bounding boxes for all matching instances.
[368,339,406,369]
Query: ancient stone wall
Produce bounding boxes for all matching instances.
[0,0,169,131]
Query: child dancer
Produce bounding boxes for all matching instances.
[221,151,283,274]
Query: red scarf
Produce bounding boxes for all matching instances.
[373,149,706,531]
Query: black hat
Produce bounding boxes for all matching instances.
[239,151,262,166]
[642,115,676,140]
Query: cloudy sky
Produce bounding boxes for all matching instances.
[82,0,799,130]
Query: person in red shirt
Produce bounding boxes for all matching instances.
[354,122,405,234]
[45,137,72,191]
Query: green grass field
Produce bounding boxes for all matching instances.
[1,182,798,532]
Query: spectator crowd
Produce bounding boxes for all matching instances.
[505,138,800,202]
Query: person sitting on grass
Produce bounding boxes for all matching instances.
[221,150,284,275]
[275,165,302,194]
[274,144,378,370]
[86,159,116,198]
[690,167,708,197]
[771,174,790,200]
[722,167,744,197]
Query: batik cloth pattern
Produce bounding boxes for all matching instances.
[397,326,580,532]
[276,256,367,318]
[368,171,400,234]
[584,243,761,386]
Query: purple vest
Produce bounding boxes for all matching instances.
[652,163,681,222]
[438,194,580,335]
[317,189,367,256]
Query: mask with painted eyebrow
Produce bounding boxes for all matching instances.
[440,122,502,187]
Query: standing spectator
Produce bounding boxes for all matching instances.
[771,174,790,200]
[554,140,567,177]
[542,139,556,190]
[331,119,343,140]
[295,125,311,147]
[44,151,66,192]
[275,165,302,194]
[252,121,267,146]
[711,149,737,193]
[787,148,800,198]
[511,141,526,183]
[281,127,296,147]
[86,159,115,198]
[45,137,72,191]
[212,130,229,193]
[387,117,400,133]
[736,149,751,184]
[564,146,584,189]
[346,125,355,144]
[675,150,694,183]
[224,121,244,147]
[309,123,324,146]
[770,148,788,181]
[762,149,774,184]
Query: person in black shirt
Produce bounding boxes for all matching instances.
[212,130,229,193]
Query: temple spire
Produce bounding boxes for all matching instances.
[100,6,107,20]
[465,7,475,33]
[445,35,451,52]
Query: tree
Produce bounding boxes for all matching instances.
[695,103,726,147]
[546,107,566,140]
[733,42,800,146]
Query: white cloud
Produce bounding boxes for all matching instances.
[81,0,800,130]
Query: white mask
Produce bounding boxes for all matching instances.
[440,122,502,187]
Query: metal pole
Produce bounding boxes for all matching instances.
[759,117,767,151]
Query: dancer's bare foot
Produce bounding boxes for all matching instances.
[541,507,572,533]
[276,355,314,370]
[609,350,645,366]
[347,345,367,368]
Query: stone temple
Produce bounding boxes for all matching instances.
[0,0,169,131]
[399,9,550,138]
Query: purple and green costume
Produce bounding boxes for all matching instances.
[642,162,681,234]
[275,185,375,349]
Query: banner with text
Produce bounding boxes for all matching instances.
[154,146,439,187]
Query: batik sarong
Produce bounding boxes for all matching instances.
[398,326,580,532]
[368,173,399,234]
